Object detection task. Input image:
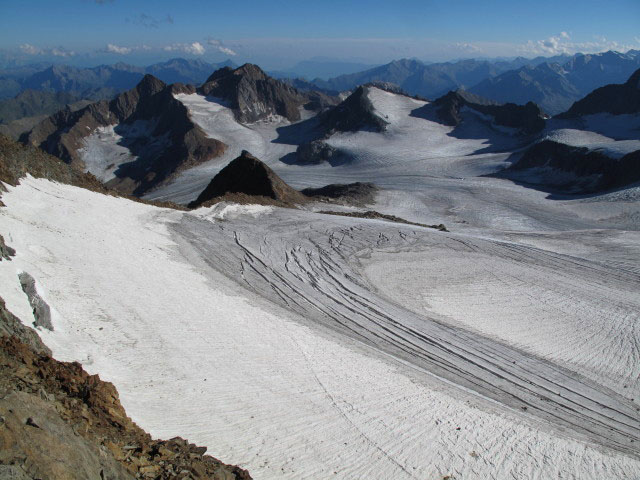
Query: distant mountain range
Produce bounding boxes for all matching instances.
[0,58,237,137]
[0,58,237,101]
[470,50,640,114]
[309,55,572,99]
[310,50,640,114]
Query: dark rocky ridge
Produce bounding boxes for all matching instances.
[0,234,16,261]
[318,210,448,231]
[320,85,389,134]
[503,140,640,193]
[18,272,53,331]
[293,85,390,165]
[0,134,186,211]
[301,182,378,206]
[415,90,546,134]
[199,64,313,123]
[0,295,252,479]
[21,75,225,196]
[0,133,106,195]
[189,151,307,208]
[295,140,340,165]
[558,68,640,117]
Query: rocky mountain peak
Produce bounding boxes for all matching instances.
[199,64,308,123]
[189,151,306,208]
[626,68,640,88]
[135,74,167,98]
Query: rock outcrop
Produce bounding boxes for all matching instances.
[0,234,16,261]
[0,133,106,193]
[504,139,640,193]
[416,90,546,134]
[557,68,640,117]
[319,85,389,134]
[20,75,225,196]
[18,272,53,331]
[189,151,307,208]
[199,64,311,123]
[295,140,339,165]
[301,182,378,206]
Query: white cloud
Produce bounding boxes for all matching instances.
[207,38,237,56]
[519,32,637,56]
[452,42,482,53]
[20,44,75,57]
[20,44,40,55]
[50,47,76,57]
[217,46,237,56]
[102,44,132,55]
[163,42,205,55]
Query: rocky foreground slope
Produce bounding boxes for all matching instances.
[0,137,251,479]
[0,296,251,480]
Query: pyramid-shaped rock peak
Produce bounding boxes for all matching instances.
[189,151,306,208]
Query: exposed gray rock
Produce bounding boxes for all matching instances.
[320,85,388,134]
[296,140,338,165]
[199,64,311,123]
[415,90,546,134]
[18,272,53,331]
[0,234,16,261]
[301,182,378,206]
[0,295,51,355]
[501,140,640,193]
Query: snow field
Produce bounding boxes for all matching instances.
[1,178,639,478]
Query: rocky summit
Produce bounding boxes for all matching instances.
[21,75,225,196]
[199,64,311,123]
[189,150,307,208]
[419,89,546,134]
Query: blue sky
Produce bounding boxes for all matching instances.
[1,0,639,68]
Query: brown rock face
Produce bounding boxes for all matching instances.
[199,64,310,123]
[189,151,307,208]
[0,297,252,480]
[0,133,106,192]
[20,74,225,196]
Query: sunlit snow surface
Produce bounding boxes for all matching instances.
[1,178,640,479]
[2,86,640,479]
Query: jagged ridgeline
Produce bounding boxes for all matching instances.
[20,64,335,197]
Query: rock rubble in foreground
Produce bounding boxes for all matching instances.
[0,295,253,480]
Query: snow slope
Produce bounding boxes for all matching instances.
[79,119,171,182]
[542,128,640,159]
[143,93,300,204]
[1,177,639,479]
[145,87,529,205]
